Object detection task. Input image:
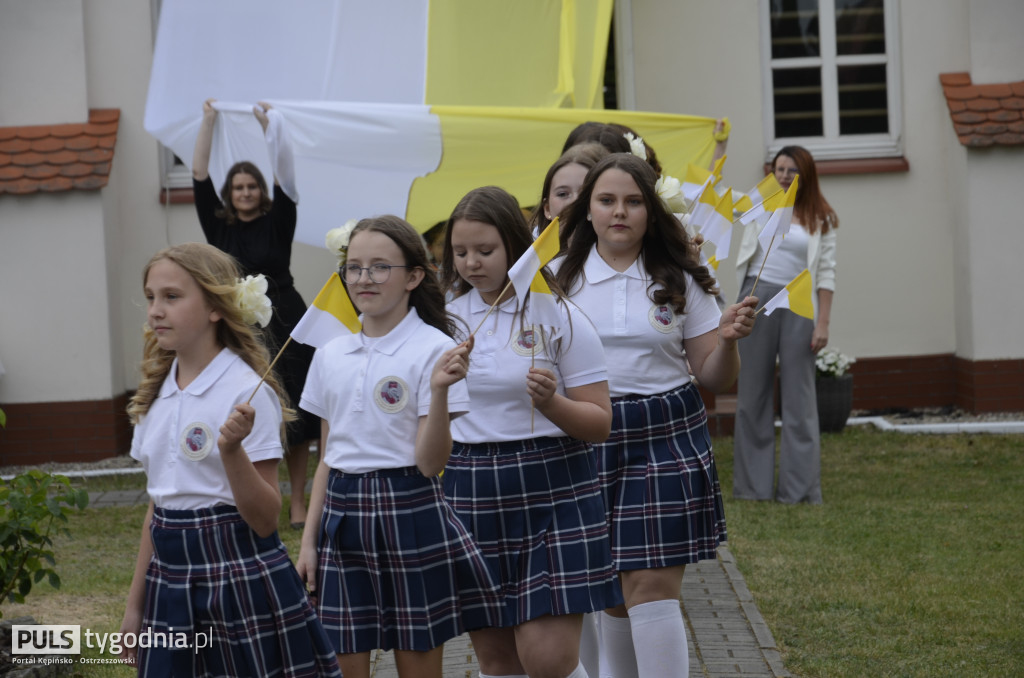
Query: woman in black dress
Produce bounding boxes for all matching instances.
[192,99,317,528]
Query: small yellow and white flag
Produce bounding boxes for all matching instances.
[509,218,560,309]
[757,175,799,252]
[739,174,785,225]
[682,164,716,204]
[762,269,814,319]
[290,272,361,347]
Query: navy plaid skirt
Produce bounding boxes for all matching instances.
[141,505,341,678]
[599,382,727,570]
[316,466,502,653]
[444,436,622,627]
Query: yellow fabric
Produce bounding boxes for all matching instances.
[752,173,783,202]
[534,217,561,266]
[715,188,733,222]
[407,106,718,230]
[309,273,361,334]
[425,0,613,109]
[785,269,814,320]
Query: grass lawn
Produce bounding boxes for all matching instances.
[715,426,1024,677]
[3,428,1022,676]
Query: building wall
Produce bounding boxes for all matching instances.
[0,0,89,125]
[0,193,116,401]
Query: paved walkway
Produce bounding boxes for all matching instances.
[89,488,789,677]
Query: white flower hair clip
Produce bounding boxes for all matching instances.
[234,274,273,328]
[655,174,686,213]
[624,132,648,161]
[325,219,358,266]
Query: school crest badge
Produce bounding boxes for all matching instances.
[374,376,410,413]
[648,304,679,333]
[179,422,215,461]
[511,327,545,357]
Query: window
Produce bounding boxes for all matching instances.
[761,0,902,162]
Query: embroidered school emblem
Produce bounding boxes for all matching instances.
[373,376,410,413]
[648,304,679,333]
[511,327,545,357]
[179,422,215,461]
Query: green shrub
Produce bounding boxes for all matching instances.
[0,470,89,616]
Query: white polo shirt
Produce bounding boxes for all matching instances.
[447,290,607,443]
[300,308,470,473]
[130,348,285,510]
[559,246,721,397]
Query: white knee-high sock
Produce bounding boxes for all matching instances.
[600,612,638,678]
[564,660,589,678]
[579,612,601,678]
[627,599,689,678]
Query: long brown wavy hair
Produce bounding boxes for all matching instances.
[773,145,838,235]
[127,243,294,442]
[347,216,456,338]
[556,153,719,314]
[216,161,273,224]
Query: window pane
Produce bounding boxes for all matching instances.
[770,0,820,59]
[773,67,823,137]
[838,64,888,134]
[835,0,885,55]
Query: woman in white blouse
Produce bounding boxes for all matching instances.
[733,145,838,505]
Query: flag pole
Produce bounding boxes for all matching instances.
[247,336,292,404]
[530,325,536,434]
[748,230,778,299]
[471,279,515,336]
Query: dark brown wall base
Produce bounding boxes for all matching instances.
[700,353,1024,435]
[1,355,1020,467]
[0,394,132,468]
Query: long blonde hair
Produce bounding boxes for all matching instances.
[127,243,295,442]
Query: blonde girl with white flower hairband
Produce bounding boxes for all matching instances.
[120,242,341,678]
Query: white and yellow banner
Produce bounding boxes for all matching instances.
[145,0,719,245]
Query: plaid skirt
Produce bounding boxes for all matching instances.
[599,382,727,571]
[316,466,502,653]
[444,436,622,627]
[140,505,341,678]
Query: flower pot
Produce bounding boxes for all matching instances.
[816,373,853,433]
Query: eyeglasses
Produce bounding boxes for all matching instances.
[774,167,799,177]
[341,263,410,284]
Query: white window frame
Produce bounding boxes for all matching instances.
[760,0,903,163]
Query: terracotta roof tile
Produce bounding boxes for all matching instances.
[939,72,972,86]
[940,74,1024,147]
[0,109,120,195]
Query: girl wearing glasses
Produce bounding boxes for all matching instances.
[439,186,618,678]
[733,145,838,505]
[295,216,500,678]
[193,99,317,530]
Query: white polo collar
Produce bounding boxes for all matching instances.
[159,347,237,398]
[331,306,424,356]
[583,244,645,282]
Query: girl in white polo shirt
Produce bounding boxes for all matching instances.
[296,216,501,678]
[555,153,758,678]
[121,242,340,677]
[439,186,619,678]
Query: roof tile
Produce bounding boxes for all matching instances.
[989,109,1021,123]
[965,98,1001,112]
[939,72,972,86]
[940,74,1024,147]
[25,165,61,179]
[0,109,119,196]
[65,135,99,151]
[59,162,94,178]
